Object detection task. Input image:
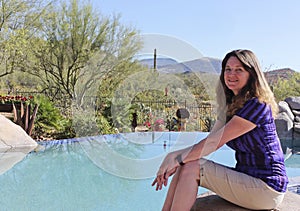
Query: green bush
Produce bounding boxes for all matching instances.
[33,95,73,139]
[71,107,115,137]
[96,114,115,134]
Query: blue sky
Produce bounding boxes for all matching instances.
[91,0,300,72]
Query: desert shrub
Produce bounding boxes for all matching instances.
[32,95,73,139]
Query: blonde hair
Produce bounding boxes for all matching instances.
[217,49,278,120]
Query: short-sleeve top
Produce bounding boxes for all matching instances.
[226,98,288,192]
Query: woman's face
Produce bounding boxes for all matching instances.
[224,56,250,95]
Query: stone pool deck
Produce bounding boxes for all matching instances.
[191,191,300,211]
[191,176,300,210]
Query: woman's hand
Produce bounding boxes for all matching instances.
[152,152,179,191]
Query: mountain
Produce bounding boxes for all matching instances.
[139,57,222,74]
[139,57,178,69]
[264,68,296,85]
[139,57,297,83]
[182,57,221,74]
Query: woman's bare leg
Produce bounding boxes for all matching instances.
[162,167,182,211]
[170,160,200,211]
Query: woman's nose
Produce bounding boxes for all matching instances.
[226,70,237,76]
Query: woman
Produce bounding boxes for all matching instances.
[152,49,288,210]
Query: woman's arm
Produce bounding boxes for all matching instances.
[152,115,256,190]
[180,115,256,163]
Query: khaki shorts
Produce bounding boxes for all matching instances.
[199,159,285,210]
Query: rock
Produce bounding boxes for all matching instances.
[0,114,37,149]
[191,191,300,211]
[135,125,149,132]
[278,101,294,121]
[295,122,300,133]
[293,109,300,116]
[294,124,300,141]
[285,97,300,110]
[0,114,38,175]
[0,146,36,175]
[275,97,300,150]
[275,112,294,140]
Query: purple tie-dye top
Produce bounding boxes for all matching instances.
[226,98,288,192]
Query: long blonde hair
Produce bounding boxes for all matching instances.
[217,49,278,120]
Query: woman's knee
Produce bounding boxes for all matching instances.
[180,160,200,180]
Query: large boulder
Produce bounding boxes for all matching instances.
[293,110,300,117]
[0,146,37,175]
[276,97,300,149]
[278,101,295,121]
[0,114,38,175]
[275,112,294,140]
[295,122,300,133]
[285,96,300,110]
[294,122,300,144]
[0,114,37,149]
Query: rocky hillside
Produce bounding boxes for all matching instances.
[139,57,298,83]
[264,68,297,85]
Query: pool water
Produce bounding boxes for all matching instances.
[0,132,299,211]
[0,139,166,210]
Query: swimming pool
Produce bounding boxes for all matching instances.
[0,132,299,211]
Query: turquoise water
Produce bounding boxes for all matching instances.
[0,132,299,211]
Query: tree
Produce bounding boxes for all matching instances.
[0,0,52,78]
[273,72,300,101]
[26,0,142,108]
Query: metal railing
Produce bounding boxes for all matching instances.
[131,99,216,132]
